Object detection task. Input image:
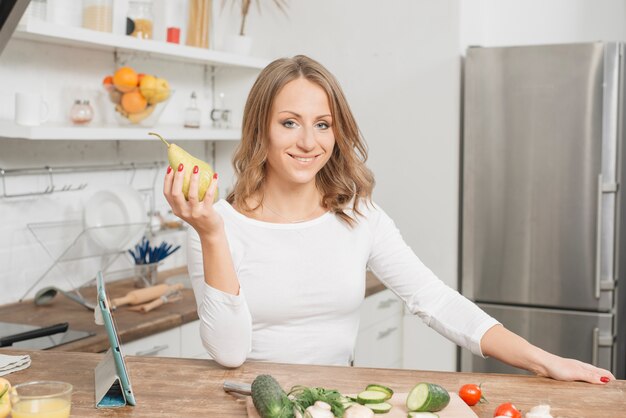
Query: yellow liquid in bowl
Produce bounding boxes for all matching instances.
[11,398,71,418]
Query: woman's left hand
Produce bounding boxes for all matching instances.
[538,354,615,384]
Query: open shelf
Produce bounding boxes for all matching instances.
[0,120,240,141]
[14,21,269,69]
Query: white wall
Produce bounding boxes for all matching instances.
[461,0,626,52]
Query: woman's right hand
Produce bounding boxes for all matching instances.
[163,163,222,239]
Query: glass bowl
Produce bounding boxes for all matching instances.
[105,87,174,127]
[10,381,73,418]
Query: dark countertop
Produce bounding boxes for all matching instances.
[0,268,385,353]
[0,349,624,417]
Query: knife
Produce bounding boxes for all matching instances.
[0,322,69,347]
[223,381,252,396]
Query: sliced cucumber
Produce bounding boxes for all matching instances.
[365,402,393,414]
[406,383,450,412]
[365,384,394,400]
[407,413,439,418]
[357,390,389,404]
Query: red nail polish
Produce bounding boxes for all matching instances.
[178,163,184,172]
[167,166,172,174]
[213,172,218,179]
[601,376,610,383]
[193,165,199,174]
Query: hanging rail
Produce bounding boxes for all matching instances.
[0,161,166,199]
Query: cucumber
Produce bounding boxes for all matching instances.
[251,375,294,418]
[406,383,450,412]
[365,384,394,400]
[365,401,393,414]
[407,413,439,418]
[357,390,389,404]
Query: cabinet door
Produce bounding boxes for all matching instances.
[353,289,403,367]
[360,289,403,330]
[353,315,402,368]
[180,320,212,359]
[401,313,456,372]
[122,327,181,358]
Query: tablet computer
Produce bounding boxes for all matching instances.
[96,272,137,406]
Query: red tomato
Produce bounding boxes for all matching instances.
[494,402,522,418]
[459,384,482,406]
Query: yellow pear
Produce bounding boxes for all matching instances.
[139,74,157,102]
[150,132,217,202]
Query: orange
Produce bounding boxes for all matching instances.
[102,75,114,92]
[121,91,147,114]
[113,67,138,93]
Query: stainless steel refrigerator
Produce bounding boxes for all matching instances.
[460,42,625,379]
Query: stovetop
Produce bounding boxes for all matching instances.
[0,321,94,350]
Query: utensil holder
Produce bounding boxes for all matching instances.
[133,262,159,288]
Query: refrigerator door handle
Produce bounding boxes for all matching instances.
[595,174,618,298]
[592,327,614,367]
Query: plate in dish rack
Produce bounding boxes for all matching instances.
[84,185,147,251]
[246,392,478,418]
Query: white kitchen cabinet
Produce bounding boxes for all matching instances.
[122,326,181,358]
[180,320,211,359]
[353,289,403,367]
[122,320,211,359]
[401,311,456,372]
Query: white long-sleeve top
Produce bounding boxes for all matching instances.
[187,199,499,368]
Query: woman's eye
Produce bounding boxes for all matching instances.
[282,120,297,128]
[316,122,330,129]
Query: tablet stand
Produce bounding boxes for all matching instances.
[95,349,129,408]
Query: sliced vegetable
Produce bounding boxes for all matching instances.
[406,383,450,412]
[458,383,486,406]
[365,384,394,400]
[357,390,389,404]
[364,401,393,414]
[251,375,294,418]
[407,413,439,418]
[493,402,522,418]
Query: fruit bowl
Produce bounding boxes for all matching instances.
[108,88,174,127]
[103,67,172,127]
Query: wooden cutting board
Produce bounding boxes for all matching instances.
[246,392,478,418]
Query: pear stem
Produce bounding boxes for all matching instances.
[149,132,170,147]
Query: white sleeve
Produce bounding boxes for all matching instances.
[365,204,500,357]
[187,228,252,367]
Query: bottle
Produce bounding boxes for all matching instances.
[70,99,94,125]
[127,0,154,40]
[82,0,112,32]
[184,92,201,128]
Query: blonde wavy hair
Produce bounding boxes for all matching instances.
[226,55,375,226]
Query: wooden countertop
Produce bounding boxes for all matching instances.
[0,269,385,353]
[0,349,623,417]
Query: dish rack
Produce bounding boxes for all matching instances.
[20,220,150,302]
[13,161,166,302]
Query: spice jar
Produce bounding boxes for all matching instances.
[127,0,154,40]
[70,100,94,125]
[82,0,112,32]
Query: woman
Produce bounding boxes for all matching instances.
[164,55,614,384]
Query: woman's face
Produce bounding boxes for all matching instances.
[265,77,335,188]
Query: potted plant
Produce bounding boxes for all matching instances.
[222,0,288,54]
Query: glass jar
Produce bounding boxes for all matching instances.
[127,0,154,40]
[70,100,94,125]
[82,0,112,32]
[184,92,201,128]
